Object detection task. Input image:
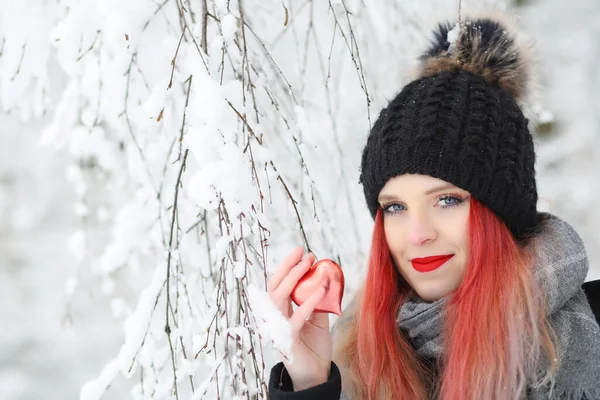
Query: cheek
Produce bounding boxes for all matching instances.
[457,224,469,249]
[449,215,470,263]
[447,206,470,242]
[384,220,408,257]
[459,215,470,250]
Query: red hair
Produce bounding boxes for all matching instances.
[356,206,430,399]
[332,198,557,399]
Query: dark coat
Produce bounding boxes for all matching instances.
[268,361,341,399]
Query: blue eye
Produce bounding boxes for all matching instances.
[381,195,466,215]
[381,203,405,215]
[438,195,463,208]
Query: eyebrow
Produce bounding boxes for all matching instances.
[378,183,457,202]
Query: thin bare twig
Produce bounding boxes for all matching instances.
[168,31,185,90]
[10,43,27,81]
[328,0,371,126]
[142,0,172,31]
[76,30,101,62]
[120,53,161,197]
[310,22,362,248]
[164,148,189,400]
[227,101,263,145]
[185,0,196,23]
[179,336,195,393]
[226,95,266,215]
[127,280,167,373]
[269,161,312,253]
[177,75,193,160]
[201,0,208,53]
[174,0,209,71]
[269,0,311,47]
[242,21,299,105]
[157,136,178,247]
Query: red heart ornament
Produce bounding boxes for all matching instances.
[291,259,345,316]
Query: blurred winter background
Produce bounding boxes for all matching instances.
[1,0,599,399]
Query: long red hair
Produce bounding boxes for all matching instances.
[332,198,557,399]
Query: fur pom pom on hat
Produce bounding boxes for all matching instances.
[419,18,531,100]
[359,14,540,240]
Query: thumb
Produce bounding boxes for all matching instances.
[308,284,333,328]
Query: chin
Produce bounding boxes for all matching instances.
[413,287,451,302]
[418,293,443,302]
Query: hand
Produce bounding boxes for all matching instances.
[267,246,333,390]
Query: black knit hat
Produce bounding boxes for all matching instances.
[359,16,540,240]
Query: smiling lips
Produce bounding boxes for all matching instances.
[411,254,454,273]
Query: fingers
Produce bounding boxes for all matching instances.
[275,252,315,298]
[267,246,304,294]
[290,286,327,333]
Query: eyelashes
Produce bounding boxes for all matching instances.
[437,195,463,208]
[380,202,405,214]
[380,194,467,216]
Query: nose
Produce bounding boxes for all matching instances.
[407,211,438,246]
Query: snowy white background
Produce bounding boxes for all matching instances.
[1,0,599,399]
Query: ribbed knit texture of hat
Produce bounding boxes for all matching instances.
[359,18,539,240]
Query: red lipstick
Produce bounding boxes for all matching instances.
[411,254,454,273]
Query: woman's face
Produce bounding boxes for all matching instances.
[378,174,471,302]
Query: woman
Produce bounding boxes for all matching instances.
[267,15,600,399]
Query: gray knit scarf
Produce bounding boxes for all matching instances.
[397,213,600,399]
